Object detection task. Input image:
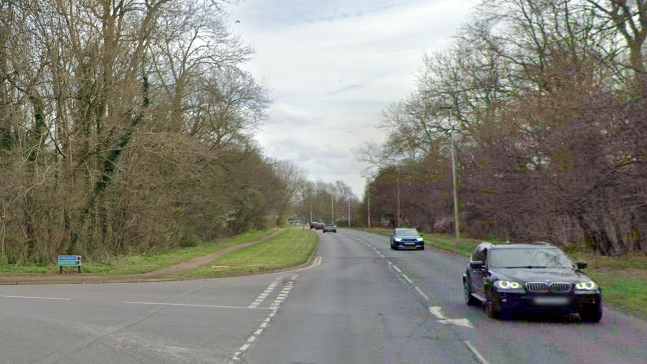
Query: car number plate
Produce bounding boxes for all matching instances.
[534,297,569,305]
[405,242,415,245]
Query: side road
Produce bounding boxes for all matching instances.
[0,229,287,285]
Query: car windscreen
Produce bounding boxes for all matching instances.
[489,248,574,269]
[395,229,418,236]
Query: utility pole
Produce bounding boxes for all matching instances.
[450,134,460,240]
[396,166,401,228]
[367,189,371,228]
[348,196,351,227]
[439,105,460,240]
[331,195,334,223]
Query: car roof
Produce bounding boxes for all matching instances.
[395,228,418,233]
[478,242,558,250]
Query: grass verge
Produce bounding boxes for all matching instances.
[356,228,647,319]
[0,229,278,276]
[177,228,317,278]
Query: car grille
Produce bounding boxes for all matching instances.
[526,282,549,292]
[549,282,572,292]
[525,282,572,293]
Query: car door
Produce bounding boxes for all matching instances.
[470,247,487,297]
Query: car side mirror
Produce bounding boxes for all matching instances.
[576,262,588,270]
[470,261,484,269]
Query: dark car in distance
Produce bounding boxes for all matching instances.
[463,242,602,322]
[314,222,325,230]
[390,228,424,250]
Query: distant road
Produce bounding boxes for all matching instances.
[2,229,646,363]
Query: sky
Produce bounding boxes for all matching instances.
[227,0,479,197]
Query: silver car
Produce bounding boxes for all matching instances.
[323,224,337,233]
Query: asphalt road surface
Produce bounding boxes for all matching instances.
[1,229,646,364]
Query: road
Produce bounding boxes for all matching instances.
[1,229,646,363]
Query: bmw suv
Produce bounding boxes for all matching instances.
[463,242,602,322]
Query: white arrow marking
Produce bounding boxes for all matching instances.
[429,306,445,319]
[439,318,474,329]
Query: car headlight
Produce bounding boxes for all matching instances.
[575,282,598,290]
[394,237,402,242]
[416,237,424,242]
[494,280,522,290]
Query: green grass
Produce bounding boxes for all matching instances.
[0,229,278,276]
[178,228,317,278]
[586,271,647,318]
[356,228,647,319]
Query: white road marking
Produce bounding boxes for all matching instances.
[248,276,282,308]
[122,302,271,310]
[0,295,70,301]
[464,341,491,364]
[401,274,413,284]
[429,306,445,319]
[230,274,299,363]
[392,265,402,273]
[439,318,474,329]
[415,287,430,301]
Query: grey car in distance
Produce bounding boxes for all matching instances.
[323,224,337,233]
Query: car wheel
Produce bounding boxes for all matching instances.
[580,305,602,323]
[485,296,501,319]
[463,280,479,306]
[390,244,397,250]
[418,245,425,250]
[323,230,326,233]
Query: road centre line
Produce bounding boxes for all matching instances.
[0,295,70,301]
[122,302,271,310]
[415,287,430,301]
[464,341,491,364]
[401,274,413,284]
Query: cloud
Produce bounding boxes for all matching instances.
[229,0,478,195]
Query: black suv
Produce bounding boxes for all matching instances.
[463,242,602,322]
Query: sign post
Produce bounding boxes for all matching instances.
[58,255,82,273]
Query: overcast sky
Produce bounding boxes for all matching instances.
[227,0,478,197]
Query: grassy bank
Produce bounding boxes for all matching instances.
[357,228,647,319]
[0,229,278,276]
[178,227,317,278]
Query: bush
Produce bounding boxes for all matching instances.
[179,230,202,248]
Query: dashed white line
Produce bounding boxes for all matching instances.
[464,341,490,364]
[415,287,430,301]
[230,274,299,363]
[401,274,413,284]
[248,276,282,308]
